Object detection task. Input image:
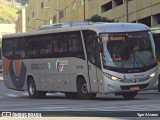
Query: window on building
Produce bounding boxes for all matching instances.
[32,11,34,17]
[41,2,44,9]
[101,1,112,13]
[153,13,160,26]
[65,6,70,16]
[27,17,29,22]
[138,16,151,27]
[53,15,57,24]
[113,0,123,7]
[72,1,76,11]
[59,10,64,19]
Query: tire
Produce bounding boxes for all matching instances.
[27,78,46,98]
[122,91,137,100]
[65,92,78,99]
[77,79,96,100]
[158,75,160,92]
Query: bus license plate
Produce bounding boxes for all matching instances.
[130,86,139,91]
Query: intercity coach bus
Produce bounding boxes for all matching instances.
[2,22,158,100]
[151,27,160,91]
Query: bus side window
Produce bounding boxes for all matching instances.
[68,31,85,59]
[83,30,99,66]
[2,38,14,59]
[14,37,26,59]
[39,34,52,58]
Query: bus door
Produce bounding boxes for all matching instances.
[83,30,101,92]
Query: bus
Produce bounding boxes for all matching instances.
[151,27,160,91]
[2,22,158,100]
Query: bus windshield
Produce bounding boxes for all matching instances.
[100,31,156,70]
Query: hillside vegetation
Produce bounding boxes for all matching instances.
[0,0,22,23]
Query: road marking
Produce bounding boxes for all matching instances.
[38,106,68,110]
[44,104,160,111]
[22,93,28,96]
[6,94,18,97]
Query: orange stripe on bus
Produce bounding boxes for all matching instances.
[3,59,10,75]
[14,60,21,77]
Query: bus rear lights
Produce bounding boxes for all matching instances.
[149,72,156,78]
[105,73,120,81]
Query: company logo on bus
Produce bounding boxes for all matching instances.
[56,59,68,72]
[3,59,27,89]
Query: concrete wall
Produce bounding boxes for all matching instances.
[16,0,160,32]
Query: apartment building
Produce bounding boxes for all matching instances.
[16,0,160,32]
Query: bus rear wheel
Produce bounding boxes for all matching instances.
[122,91,137,100]
[77,80,96,100]
[27,78,46,98]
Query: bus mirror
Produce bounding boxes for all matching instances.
[95,35,100,39]
[97,42,103,53]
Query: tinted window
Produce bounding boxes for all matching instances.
[38,35,52,58]
[14,37,26,59]
[2,38,14,59]
[2,31,85,60]
[83,30,97,64]
[83,30,101,68]
[68,31,84,59]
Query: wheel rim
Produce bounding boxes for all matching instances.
[81,83,88,94]
[29,83,34,95]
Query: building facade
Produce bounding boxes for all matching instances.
[16,0,160,32]
[0,24,16,46]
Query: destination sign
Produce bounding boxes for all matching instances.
[102,36,125,41]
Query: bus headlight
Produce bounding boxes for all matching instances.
[105,73,120,81]
[150,72,156,78]
[111,76,119,80]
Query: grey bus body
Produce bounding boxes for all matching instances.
[2,22,158,99]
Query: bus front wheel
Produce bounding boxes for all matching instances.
[27,78,46,98]
[122,91,137,100]
[77,79,96,100]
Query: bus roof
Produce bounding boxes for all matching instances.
[86,23,149,33]
[2,22,150,38]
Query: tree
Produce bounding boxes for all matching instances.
[85,14,116,22]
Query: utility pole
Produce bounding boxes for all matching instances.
[126,0,133,22]
[84,0,85,21]
[126,0,129,22]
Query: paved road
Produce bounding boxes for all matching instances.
[0,80,160,119]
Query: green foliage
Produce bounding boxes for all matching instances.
[86,14,116,23]
[0,4,18,23]
[17,9,22,15]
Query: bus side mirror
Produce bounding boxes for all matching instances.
[97,42,103,53]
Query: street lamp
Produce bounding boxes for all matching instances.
[126,0,133,22]
[44,7,61,23]
[84,0,86,21]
